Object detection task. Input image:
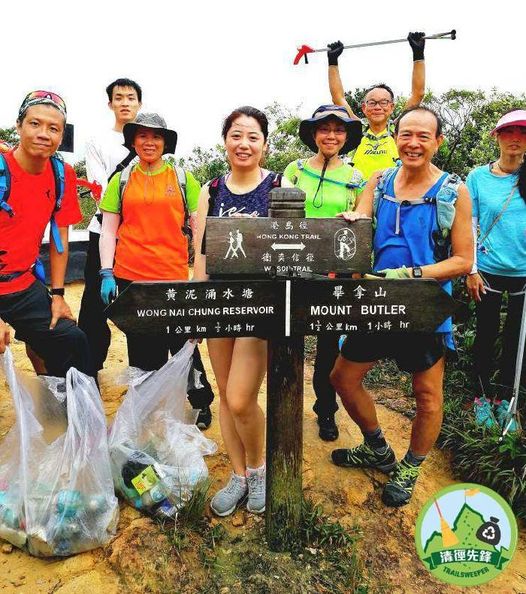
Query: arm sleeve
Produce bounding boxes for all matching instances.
[185,171,201,213]
[99,172,122,214]
[54,164,82,226]
[85,138,110,194]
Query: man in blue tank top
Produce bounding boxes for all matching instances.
[330,107,473,507]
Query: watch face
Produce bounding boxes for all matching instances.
[413,267,423,278]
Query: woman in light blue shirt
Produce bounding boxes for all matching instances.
[466,109,526,405]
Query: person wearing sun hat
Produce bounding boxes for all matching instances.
[284,105,363,441]
[466,109,526,424]
[0,90,92,377]
[98,112,215,427]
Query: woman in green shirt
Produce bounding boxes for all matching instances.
[284,104,363,441]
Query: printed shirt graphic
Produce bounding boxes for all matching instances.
[100,162,200,281]
[283,160,363,218]
[209,172,279,218]
[349,126,399,180]
[466,164,526,276]
[0,151,81,295]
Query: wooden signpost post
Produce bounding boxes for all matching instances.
[107,188,458,552]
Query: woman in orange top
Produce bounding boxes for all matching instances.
[98,113,206,376]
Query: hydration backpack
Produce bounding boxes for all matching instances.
[373,166,462,260]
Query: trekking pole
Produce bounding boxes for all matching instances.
[293,29,456,65]
[499,288,526,441]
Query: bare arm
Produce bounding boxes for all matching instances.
[99,211,120,269]
[0,318,10,353]
[192,185,210,281]
[328,66,357,119]
[406,60,425,108]
[405,32,426,109]
[338,171,382,220]
[49,227,75,329]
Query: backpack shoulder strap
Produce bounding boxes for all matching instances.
[50,155,65,211]
[118,157,140,209]
[435,172,462,237]
[0,153,13,217]
[171,164,192,240]
[48,155,66,254]
[272,173,283,187]
[373,166,398,213]
[207,176,221,216]
[174,165,187,197]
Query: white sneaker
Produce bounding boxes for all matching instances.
[210,473,248,517]
[246,466,266,514]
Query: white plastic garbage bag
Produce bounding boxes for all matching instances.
[109,341,216,518]
[0,348,119,557]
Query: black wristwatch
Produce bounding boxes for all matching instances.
[412,266,423,278]
[50,288,65,296]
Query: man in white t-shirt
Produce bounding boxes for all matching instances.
[78,78,142,372]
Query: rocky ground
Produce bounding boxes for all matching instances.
[0,282,525,593]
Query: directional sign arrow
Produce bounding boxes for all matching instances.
[291,278,459,335]
[271,242,306,251]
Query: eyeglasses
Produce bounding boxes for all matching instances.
[364,99,392,108]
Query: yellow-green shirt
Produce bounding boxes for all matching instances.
[348,127,399,180]
[283,159,364,218]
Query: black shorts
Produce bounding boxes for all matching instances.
[340,332,447,373]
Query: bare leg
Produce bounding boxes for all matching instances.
[26,344,47,374]
[207,337,246,475]
[409,357,445,456]
[330,355,378,432]
[226,337,267,468]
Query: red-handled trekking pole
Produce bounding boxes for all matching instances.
[293,29,456,65]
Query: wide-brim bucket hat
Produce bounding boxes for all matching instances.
[123,112,177,154]
[491,110,526,136]
[299,104,362,154]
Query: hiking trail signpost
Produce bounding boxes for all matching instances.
[107,188,457,551]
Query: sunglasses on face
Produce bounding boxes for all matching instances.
[25,90,66,109]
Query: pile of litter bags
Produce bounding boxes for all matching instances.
[0,341,215,557]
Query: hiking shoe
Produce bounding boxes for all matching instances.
[210,473,248,517]
[246,466,266,514]
[318,415,339,441]
[196,406,212,430]
[494,400,519,433]
[331,442,397,473]
[473,396,497,428]
[382,459,421,507]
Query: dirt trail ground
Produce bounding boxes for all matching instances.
[0,282,525,593]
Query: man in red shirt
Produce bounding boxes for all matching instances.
[0,90,92,376]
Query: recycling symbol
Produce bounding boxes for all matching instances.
[482,526,495,539]
[476,516,501,546]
